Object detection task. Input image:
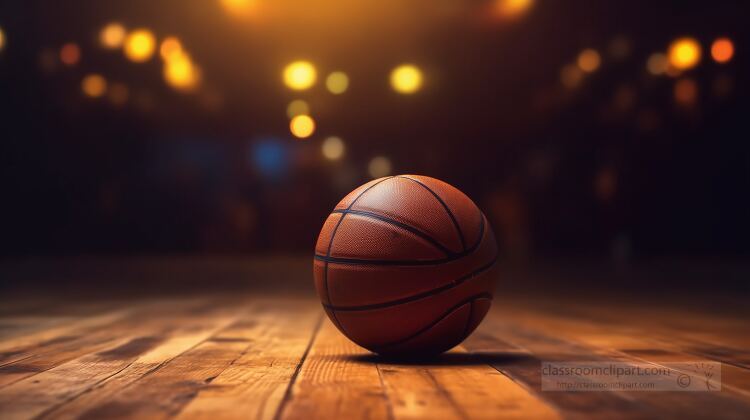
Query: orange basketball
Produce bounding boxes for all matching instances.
[313,175,498,356]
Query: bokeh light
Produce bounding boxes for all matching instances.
[495,0,533,18]
[390,64,423,94]
[290,115,315,139]
[326,71,349,94]
[124,29,156,62]
[251,139,288,179]
[81,74,107,98]
[160,36,183,61]
[577,49,601,73]
[100,23,126,49]
[163,53,200,91]
[368,156,392,178]
[283,61,317,91]
[322,136,345,160]
[646,53,668,75]
[674,78,698,107]
[60,43,81,66]
[711,38,734,64]
[668,37,701,71]
[560,64,583,89]
[286,100,310,119]
[0,26,5,52]
[221,0,256,16]
[107,82,129,106]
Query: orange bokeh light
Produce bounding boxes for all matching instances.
[60,43,81,66]
[711,38,734,64]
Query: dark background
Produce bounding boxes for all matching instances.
[0,1,748,285]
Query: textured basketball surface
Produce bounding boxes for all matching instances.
[313,175,498,356]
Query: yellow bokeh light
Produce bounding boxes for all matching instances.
[646,53,668,75]
[322,136,345,160]
[81,74,107,98]
[577,49,601,73]
[0,26,5,52]
[290,115,315,139]
[160,36,183,61]
[368,156,392,178]
[711,38,734,64]
[220,0,256,16]
[668,37,701,71]
[390,64,423,94]
[124,29,156,63]
[163,53,200,91]
[326,71,349,95]
[496,0,533,18]
[286,99,310,119]
[283,61,317,90]
[100,23,126,49]
[60,43,81,66]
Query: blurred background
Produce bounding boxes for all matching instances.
[0,0,748,294]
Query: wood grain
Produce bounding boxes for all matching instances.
[0,291,748,420]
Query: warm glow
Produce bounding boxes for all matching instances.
[160,37,183,61]
[100,23,126,49]
[668,37,701,71]
[577,49,601,73]
[674,78,698,106]
[560,64,583,89]
[390,64,423,94]
[220,0,256,16]
[326,71,349,94]
[0,26,6,52]
[60,43,81,66]
[495,0,533,18]
[711,38,734,64]
[646,53,668,75]
[286,100,310,119]
[368,156,392,178]
[124,29,156,62]
[107,82,129,106]
[290,115,315,138]
[81,74,107,98]
[283,61,317,90]
[322,136,345,160]
[163,53,200,91]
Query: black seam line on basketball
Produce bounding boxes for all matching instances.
[314,214,485,267]
[397,175,467,252]
[324,176,395,331]
[321,254,497,312]
[370,293,494,351]
[331,209,453,257]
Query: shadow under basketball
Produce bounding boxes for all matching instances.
[344,351,532,366]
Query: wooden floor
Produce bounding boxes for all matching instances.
[1,289,750,419]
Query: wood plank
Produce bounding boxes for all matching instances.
[495,306,750,397]
[469,309,750,419]
[277,319,392,420]
[0,306,132,355]
[0,299,206,387]
[377,347,561,420]
[0,298,241,420]
[464,322,650,420]
[174,300,322,420]
[278,319,560,420]
[38,299,316,420]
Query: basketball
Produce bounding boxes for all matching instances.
[313,175,498,356]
